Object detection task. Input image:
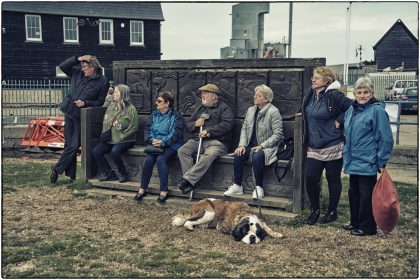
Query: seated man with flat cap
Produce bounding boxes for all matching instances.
[177,83,234,194]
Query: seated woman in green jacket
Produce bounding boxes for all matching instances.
[92,84,138,183]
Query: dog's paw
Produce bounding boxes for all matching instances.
[172,215,186,227]
[271,232,284,238]
[184,221,194,231]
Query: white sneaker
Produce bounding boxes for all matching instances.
[224,184,243,196]
[252,186,264,199]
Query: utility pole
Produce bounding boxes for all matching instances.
[288,2,293,58]
[344,2,352,86]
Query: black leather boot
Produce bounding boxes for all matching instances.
[306,209,320,225]
[98,170,116,181]
[117,170,128,183]
[319,210,338,224]
[177,178,193,194]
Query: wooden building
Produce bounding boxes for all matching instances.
[1,2,164,80]
[373,19,418,71]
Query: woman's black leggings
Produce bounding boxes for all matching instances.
[305,157,343,211]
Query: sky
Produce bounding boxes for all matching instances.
[160,1,419,66]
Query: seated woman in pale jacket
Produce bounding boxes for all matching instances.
[224,84,283,199]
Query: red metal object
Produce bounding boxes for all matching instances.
[21,117,65,149]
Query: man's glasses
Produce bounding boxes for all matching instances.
[156,99,166,103]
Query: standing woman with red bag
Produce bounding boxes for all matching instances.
[342,77,394,236]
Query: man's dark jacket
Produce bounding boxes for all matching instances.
[59,56,109,119]
[185,100,234,148]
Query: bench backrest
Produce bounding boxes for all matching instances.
[134,115,294,152]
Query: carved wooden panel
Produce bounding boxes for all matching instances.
[126,69,151,113]
[236,71,268,118]
[178,71,206,116]
[151,71,178,108]
[269,70,304,117]
[206,71,237,113]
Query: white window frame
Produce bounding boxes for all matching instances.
[130,20,144,46]
[25,14,42,41]
[63,17,79,43]
[99,19,114,44]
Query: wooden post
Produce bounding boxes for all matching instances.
[292,114,304,213]
[81,107,106,181]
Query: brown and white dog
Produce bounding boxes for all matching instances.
[172,198,283,244]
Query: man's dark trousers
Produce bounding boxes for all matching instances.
[54,115,80,179]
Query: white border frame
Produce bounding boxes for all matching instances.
[99,19,114,44]
[63,17,79,43]
[130,20,144,46]
[25,14,42,41]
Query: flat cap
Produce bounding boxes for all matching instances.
[198,83,220,95]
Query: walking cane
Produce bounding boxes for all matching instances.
[190,113,209,201]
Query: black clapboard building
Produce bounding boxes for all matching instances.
[1,1,164,80]
[373,19,418,71]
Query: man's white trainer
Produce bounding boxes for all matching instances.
[252,185,264,199]
[224,184,243,196]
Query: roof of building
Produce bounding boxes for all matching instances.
[2,1,164,21]
[373,19,418,50]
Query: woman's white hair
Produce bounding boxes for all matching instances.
[354,77,374,94]
[115,84,132,112]
[254,84,273,102]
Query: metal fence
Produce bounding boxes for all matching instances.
[2,80,70,125]
[385,101,418,145]
[367,72,417,100]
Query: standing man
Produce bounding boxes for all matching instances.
[50,55,109,183]
[177,83,234,194]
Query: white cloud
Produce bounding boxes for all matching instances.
[161,2,419,65]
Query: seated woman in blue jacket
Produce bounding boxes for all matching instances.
[342,77,393,236]
[134,91,185,204]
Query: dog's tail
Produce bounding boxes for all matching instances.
[172,214,188,227]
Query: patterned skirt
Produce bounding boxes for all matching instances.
[307,142,344,161]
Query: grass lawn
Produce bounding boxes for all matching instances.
[2,157,418,278]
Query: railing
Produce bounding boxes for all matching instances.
[384,100,418,145]
[2,80,70,125]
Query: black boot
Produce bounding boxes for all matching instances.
[306,209,320,225]
[177,178,193,194]
[117,170,128,183]
[319,210,338,224]
[98,170,116,181]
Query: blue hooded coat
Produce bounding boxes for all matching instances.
[343,100,394,176]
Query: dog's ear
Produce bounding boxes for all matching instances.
[231,219,250,241]
[256,223,268,240]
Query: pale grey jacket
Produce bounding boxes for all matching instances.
[239,103,284,165]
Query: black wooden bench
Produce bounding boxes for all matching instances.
[81,108,304,213]
[80,57,324,215]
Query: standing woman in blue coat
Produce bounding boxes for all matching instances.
[134,91,185,204]
[302,66,353,225]
[342,77,393,236]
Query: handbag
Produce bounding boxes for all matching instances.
[99,112,120,143]
[144,144,164,154]
[372,169,400,234]
[273,138,294,184]
[99,129,112,142]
